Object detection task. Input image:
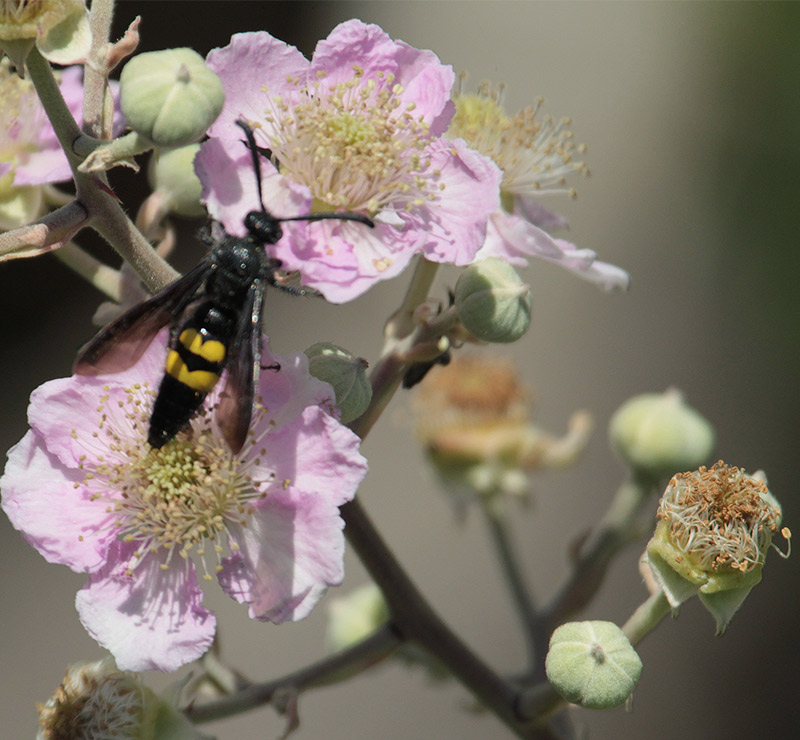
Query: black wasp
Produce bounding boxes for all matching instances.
[75,120,374,454]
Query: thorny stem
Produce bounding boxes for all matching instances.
[185,625,402,724]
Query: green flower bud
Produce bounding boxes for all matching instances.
[120,48,224,147]
[545,621,642,710]
[454,258,532,343]
[305,343,372,424]
[148,143,205,217]
[644,461,785,634]
[326,583,389,653]
[609,389,715,479]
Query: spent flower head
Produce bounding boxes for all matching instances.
[1,334,368,671]
[448,82,629,292]
[197,19,502,303]
[36,658,211,740]
[644,460,787,633]
[413,354,592,504]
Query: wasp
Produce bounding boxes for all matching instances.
[75,121,374,453]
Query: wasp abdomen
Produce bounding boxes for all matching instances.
[149,308,235,448]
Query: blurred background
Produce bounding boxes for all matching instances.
[2,2,797,739]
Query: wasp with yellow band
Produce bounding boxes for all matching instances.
[73,120,374,453]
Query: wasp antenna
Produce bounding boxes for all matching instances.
[281,212,375,229]
[236,119,267,212]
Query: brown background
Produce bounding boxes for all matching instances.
[1,3,797,739]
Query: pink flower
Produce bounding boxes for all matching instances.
[448,85,629,292]
[1,335,367,672]
[197,20,502,303]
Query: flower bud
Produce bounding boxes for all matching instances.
[454,257,532,343]
[148,143,204,217]
[36,658,212,740]
[326,583,389,653]
[305,342,372,423]
[644,461,785,634]
[609,389,715,479]
[120,48,224,147]
[545,621,642,710]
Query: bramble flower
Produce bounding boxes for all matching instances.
[447,83,630,292]
[1,334,368,671]
[413,355,592,504]
[197,19,502,303]
[36,658,211,740]
[643,461,786,634]
[0,0,90,68]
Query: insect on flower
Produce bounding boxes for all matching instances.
[75,120,375,453]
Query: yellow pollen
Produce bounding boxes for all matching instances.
[253,70,436,216]
[658,461,782,573]
[77,384,276,576]
[448,82,588,198]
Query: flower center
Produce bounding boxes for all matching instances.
[78,383,273,578]
[448,82,588,199]
[256,67,436,215]
[658,461,782,573]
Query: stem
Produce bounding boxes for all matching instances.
[537,473,656,636]
[481,499,543,666]
[25,48,84,172]
[340,498,527,736]
[621,591,671,645]
[385,256,440,340]
[83,0,116,137]
[185,624,401,724]
[53,242,123,300]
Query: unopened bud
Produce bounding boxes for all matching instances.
[148,143,204,217]
[545,621,642,710]
[305,342,372,424]
[120,48,224,147]
[454,258,531,343]
[609,389,715,479]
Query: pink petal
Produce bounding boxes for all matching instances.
[218,490,346,623]
[251,407,367,506]
[206,31,310,142]
[413,138,502,266]
[197,136,310,235]
[311,20,455,135]
[514,195,571,232]
[76,542,216,672]
[1,431,116,572]
[480,211,631,292]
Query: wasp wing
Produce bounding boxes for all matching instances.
[74,261,210,376]
[216,281,264,454]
